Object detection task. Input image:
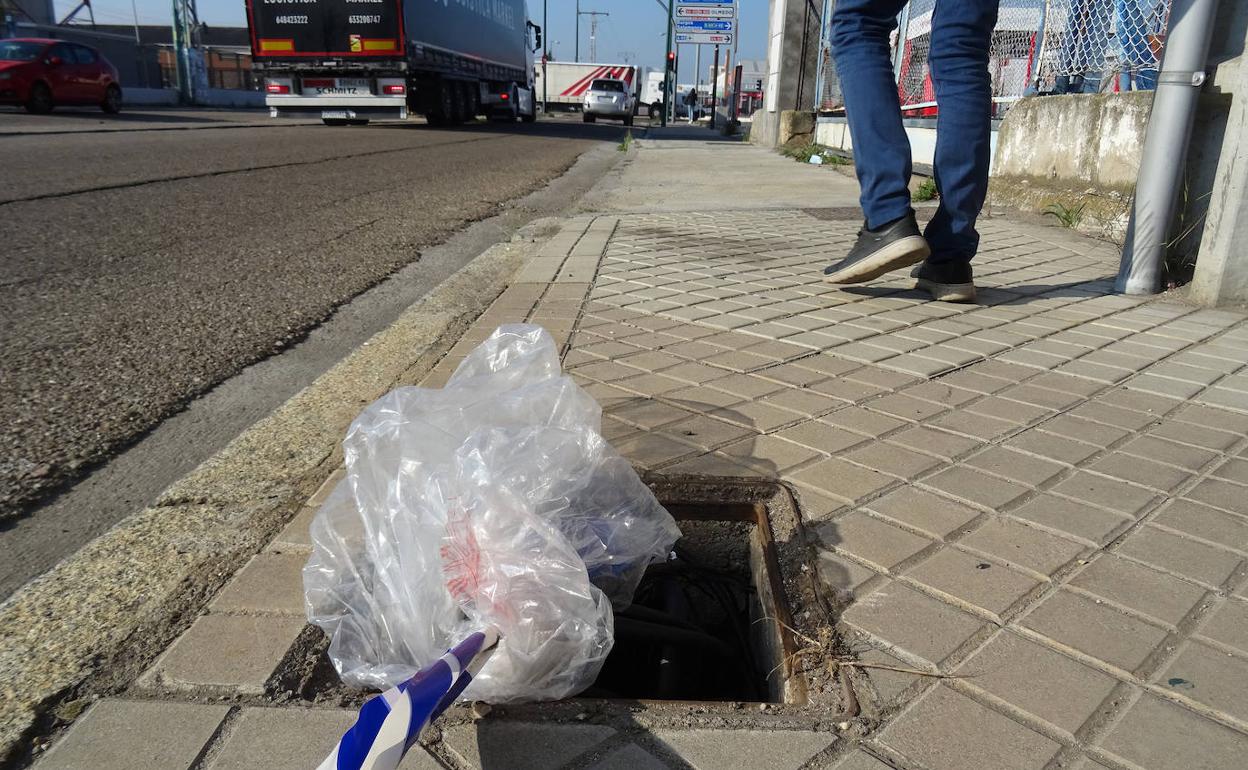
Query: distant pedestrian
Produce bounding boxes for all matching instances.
[684,87,698,123]
[823,0,1001,303]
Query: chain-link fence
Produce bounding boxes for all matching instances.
[815,0,1172,116]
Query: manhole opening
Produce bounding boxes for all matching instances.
[581,499,799,705]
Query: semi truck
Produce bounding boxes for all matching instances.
[246,0,541,126]
[534,61,638,112]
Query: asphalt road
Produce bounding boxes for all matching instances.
[0,111,625,538]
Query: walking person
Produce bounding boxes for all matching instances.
[823,0,1001,302]
[684,87,698,123]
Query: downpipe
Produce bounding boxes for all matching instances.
[1116,0,1220,295]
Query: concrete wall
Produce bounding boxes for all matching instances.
[815,117,1002,175]
[754,0,821,147]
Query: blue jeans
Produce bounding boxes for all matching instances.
[832,0,1000,266]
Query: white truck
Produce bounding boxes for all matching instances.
[534,61,638,112]
[641,70,666,118]
[248,0,541,126]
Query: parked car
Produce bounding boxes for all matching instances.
[582,78,634,126]
[0,38,122,114]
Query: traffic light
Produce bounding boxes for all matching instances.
[666,51,677,71]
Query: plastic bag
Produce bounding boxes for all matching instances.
[304,324,681,702]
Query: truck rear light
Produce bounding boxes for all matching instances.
[265,81,291,94]
[382,84,406,95]
[500,93,509,100]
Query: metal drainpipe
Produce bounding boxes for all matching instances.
[1115,0,1221,295]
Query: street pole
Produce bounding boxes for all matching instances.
[662,0,673,127]
[542,0,548,113]
[575,0,580,62]
[709,44,719,129]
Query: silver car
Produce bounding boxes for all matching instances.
[582,78,635,125]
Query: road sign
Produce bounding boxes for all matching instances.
[675,19,735,32]
[674,32,734,45]
[676,6,736,18]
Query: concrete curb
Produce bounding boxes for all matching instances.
[0,224,551,764]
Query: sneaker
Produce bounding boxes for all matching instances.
[823,211,930,284]
[912,260,977,302]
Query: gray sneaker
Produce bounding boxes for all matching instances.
[824,211,930,284]
[912,260,977,303]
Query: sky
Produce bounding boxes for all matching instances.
[54,0,770,82]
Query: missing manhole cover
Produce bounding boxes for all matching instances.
[287,478,857,727]
[584,499,796,704]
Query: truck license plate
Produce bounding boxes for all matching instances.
[306,78,371,95]
[321,110,351,119]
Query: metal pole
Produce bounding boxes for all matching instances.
[709,44,719,128]
[662,0,673,127]
[543,0,548,112]
[1116,0,1221,295]
[575,0,580,63]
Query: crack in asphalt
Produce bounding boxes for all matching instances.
[0,133,498,206]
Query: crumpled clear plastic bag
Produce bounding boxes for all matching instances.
[303,324,681,702]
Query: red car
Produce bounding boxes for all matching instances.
[0,37,122,114]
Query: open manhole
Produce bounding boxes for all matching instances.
[287,478,857,724]
[583,498,801,704]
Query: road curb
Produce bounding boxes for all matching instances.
[0,222,552,765]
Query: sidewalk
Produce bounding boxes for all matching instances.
[32,127,1248,770]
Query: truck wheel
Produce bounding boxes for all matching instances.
[348,119,370,126]
[449,83,466,124]
[323,118,348,126]
[650,102,661,118]
[427,81,454,126]
[582,113,595,123]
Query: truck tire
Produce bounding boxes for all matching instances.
[650,102,661,118]
[323,118,349,126]
[582,113,595,123]
[426,80,454,126]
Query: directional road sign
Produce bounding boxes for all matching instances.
[674,32,734,45]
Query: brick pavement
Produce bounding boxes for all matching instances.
[33,133,1248,769]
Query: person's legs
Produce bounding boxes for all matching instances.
[921,0,999,270]
[829,0,912,230]
[823,0,931,285]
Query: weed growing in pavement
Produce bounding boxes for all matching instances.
[782,143,851,166]
[618,131,634,152]
[1043,200,1087,229]
[914,177,938,202]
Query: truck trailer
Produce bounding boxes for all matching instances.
[534,61,638,112]
[247,0,541,125]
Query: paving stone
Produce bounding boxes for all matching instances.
[718,434,821,475]
[35,699,228,770]
[665,414,756,450]
[1050,472,1158,517]
[808,376,890,404]
[961,632,1120,735]
[1153,499,1248,552]
[1173,403,1248,434]
[1099,693,1248,770]
[1021,590,1169,673]
[653,729,835,770]
[818,550,884,600]
[615,433,700,469]
[1118,526,1243,588]
[865,486,983,539]
[210,551,308,616]
[611,399,695,429]
[843,442,942,479]
[906,547,1041,618]
[1158,641,1248,723]
[1198,598,1248,654]
[791,457,894,503]
[930,409,1020,441]
[760,388,844,417]
[964,447,1066,488]
[886,425,981,461]
[1039,416,1130,449]
[1085,453,1191,493]
[866,393,950,422]
[1000,384,1087,410]
[443,722,615,770]
[666,451,758,477]
[1009,494,1131,545]
[1069,556,1207,627]
[965,397,1054,426]
[205,708,424,770]
[1212,457,1248,485]
[879,685,1061,770]
[821,407,907,438]
[1117,435,1218,472]
[923,467,1030,510]
[820,512,934,571]
[708,401,802,432]
[830,749,894,770]
[1149,419,1241,452]
[271,504,319,550]
[774,420,866,455]
[141,614,306,694]
[586,743,667,770]
[843,583,984,665]
[960,518,1087,577]
[1186,478,1248,516]
[706,373,788,399]
[856,646,923,706]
